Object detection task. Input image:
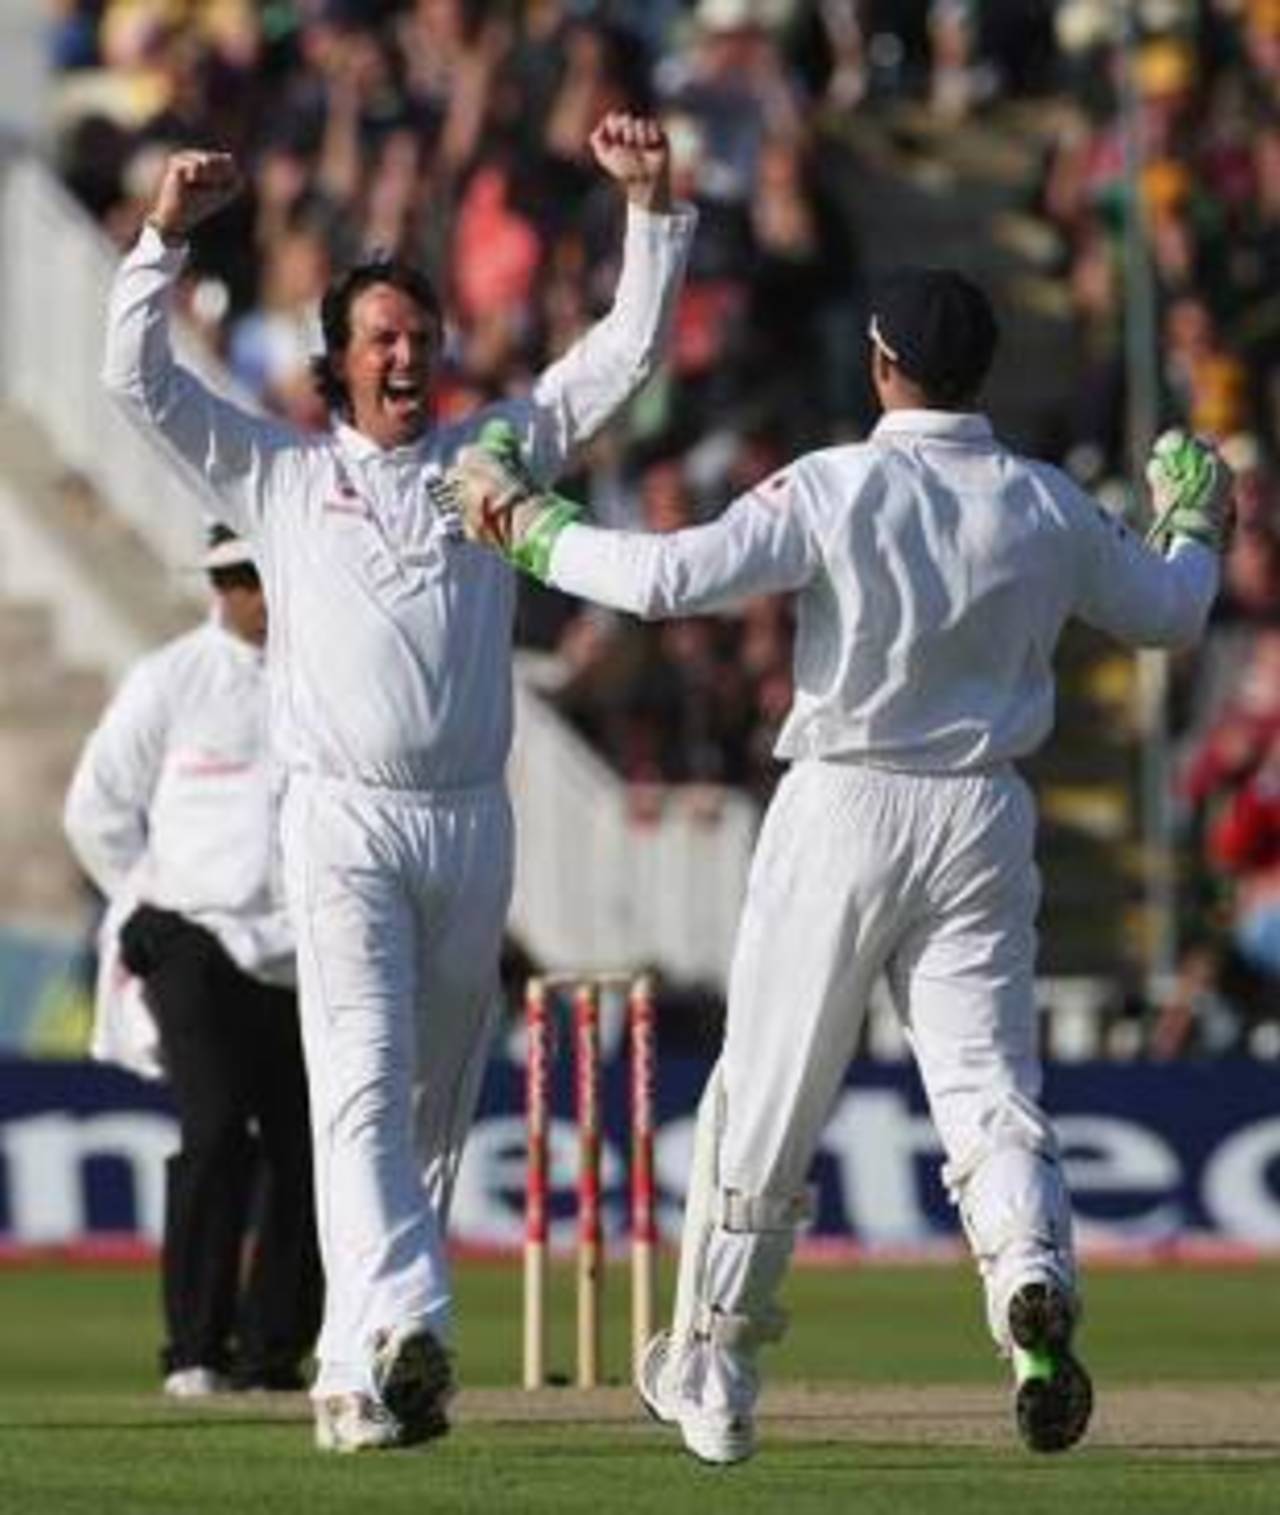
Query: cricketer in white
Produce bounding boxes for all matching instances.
[449,268,1228,1463]
[102,121,695,1449]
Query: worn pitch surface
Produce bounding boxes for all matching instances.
[163,1381,1280,1455]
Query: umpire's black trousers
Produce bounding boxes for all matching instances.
[130,909,322,1385]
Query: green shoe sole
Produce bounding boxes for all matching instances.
[1008,1281,1093,1454]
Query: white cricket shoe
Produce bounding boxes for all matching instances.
[313,1392,401,1453]
[162,1366,230,1398]
[636,1331,680,1425]
[636,1330,758,1466]
[371,1325,454,1446]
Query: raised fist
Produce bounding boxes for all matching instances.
[589,113,672,213]
[1144,430,1234,553]
[148,151,243,244]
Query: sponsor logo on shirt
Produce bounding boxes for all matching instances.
[323,461,372,517]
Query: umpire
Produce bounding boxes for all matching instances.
[65,526,321,1396]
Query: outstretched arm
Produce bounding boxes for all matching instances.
[102,150,296,537]
[448,430,818,616]
[478,113,696,481]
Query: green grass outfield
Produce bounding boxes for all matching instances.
[2,1258,1279,1514]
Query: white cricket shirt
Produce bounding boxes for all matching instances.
[547,410,1221,771]
[103,206,696,790]
[64,615,294,978]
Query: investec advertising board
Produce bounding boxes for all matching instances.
[3,1055,1280,1255]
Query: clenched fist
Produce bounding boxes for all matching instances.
[589,113,672,213]
[1144,430,1235,553]
[148,150,243,245]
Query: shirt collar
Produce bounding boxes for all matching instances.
[208,609,264,666]
[334,422,430,465]
[871,409,994,443]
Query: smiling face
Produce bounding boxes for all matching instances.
[335,282,440,449]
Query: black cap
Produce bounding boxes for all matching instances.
[868,268,998,404]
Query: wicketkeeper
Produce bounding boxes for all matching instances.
[446,267,1230,1464]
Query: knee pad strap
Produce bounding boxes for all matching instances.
[720,1186,814,1234]
[695,1302,789,1351]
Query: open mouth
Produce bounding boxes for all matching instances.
[383,377,424,410]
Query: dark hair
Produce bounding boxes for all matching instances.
[310,256,443,417]
[870,267,999,409]
[209,563,262,593]
[922,370,988,410]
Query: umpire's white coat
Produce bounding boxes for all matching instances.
[103,207,696,1395]
[546,409,1220,1345]
[64,617,291,1080]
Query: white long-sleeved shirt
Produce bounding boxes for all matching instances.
[65,616,293,980]
[103,207,696,791]
[547,410,1221,772]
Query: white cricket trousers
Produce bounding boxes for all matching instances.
[706,758,1074,1346]
[281,774,513,1398]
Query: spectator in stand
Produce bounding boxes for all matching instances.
[1210,435,1280,626]
[451,154,543,331]
[1162,294,1253,443]
[1207,724,1280,984]
[929,0,984,118]
[1243,0,1280,103]
[362,127,431,261]
[661,0,805,209]
[228,221,331,427]
[1183,629,1280,818]
[746,127,864,445]
[1174,626,1280,1044]
[1220,511,1280,625]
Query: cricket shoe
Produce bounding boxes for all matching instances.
[1007,1279,1093,1454]
[636,1331,682,1426]
[313,1392,401,1452]
[162,1366,230,1398]
[371,1325,454,1446]
[636,1330,757,1467]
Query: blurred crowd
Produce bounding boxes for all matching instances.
[1024,0,1280,1054]
[44,0,1280,1047]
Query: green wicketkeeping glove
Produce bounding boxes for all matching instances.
[446,419,581,582]
[1143,429,1234,552]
